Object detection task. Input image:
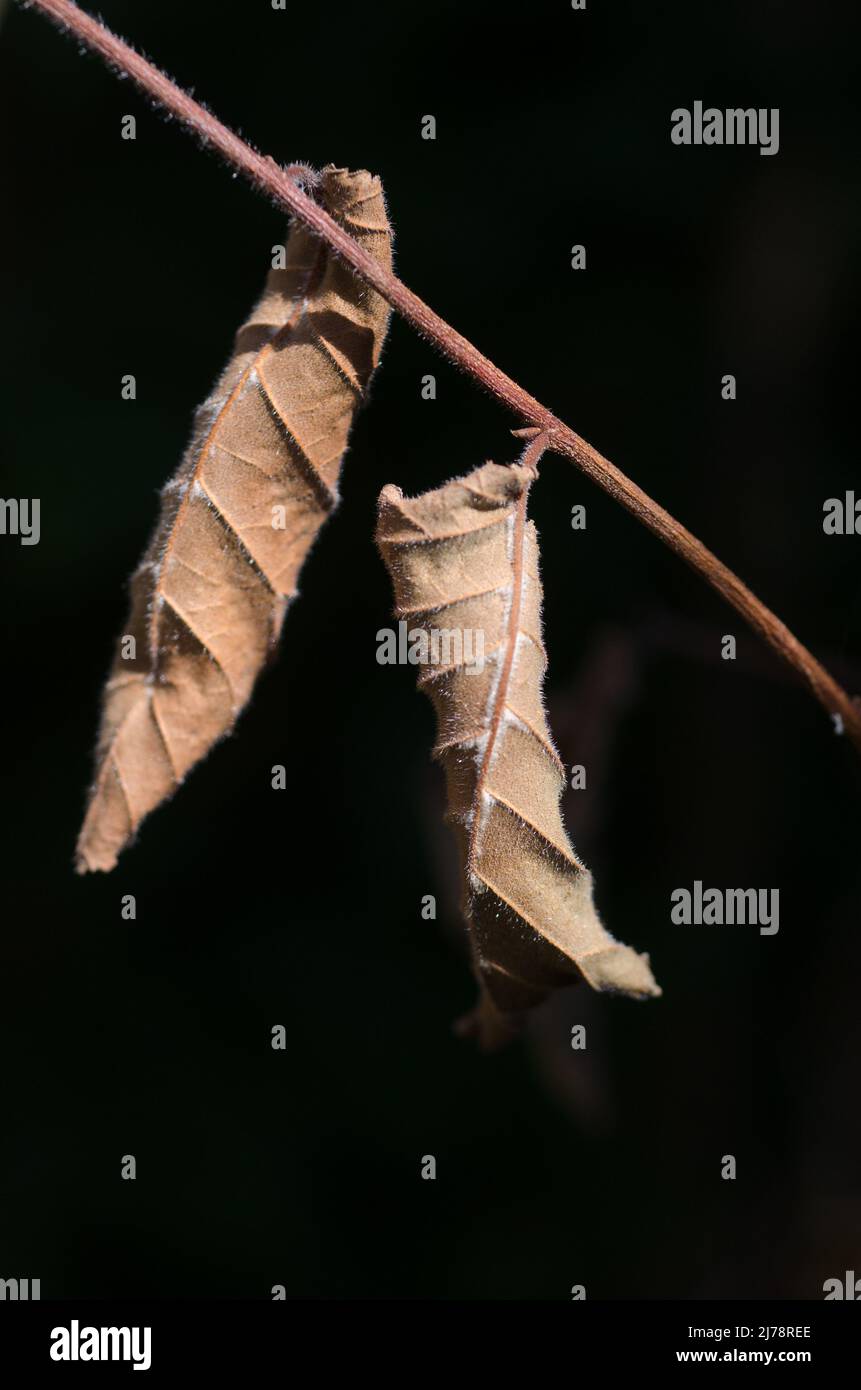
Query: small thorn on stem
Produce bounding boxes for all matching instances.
[517,427,554,477]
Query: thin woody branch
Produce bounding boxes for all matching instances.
[20,0,861,753]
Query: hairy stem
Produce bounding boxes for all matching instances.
[21,0,861,752]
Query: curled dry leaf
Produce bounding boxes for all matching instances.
[375,459,660,1048]
[77,166,393,872]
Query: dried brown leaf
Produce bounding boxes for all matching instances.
[77,166,392,872]
[375,459,660,1048]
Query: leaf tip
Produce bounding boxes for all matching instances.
[576,944,661,999]
[74,835,120,875]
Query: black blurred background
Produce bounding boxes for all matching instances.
[0,0,859,1299]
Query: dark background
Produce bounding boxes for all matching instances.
[0,0,859,1299]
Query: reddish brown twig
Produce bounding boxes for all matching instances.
[19,0,861,753]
